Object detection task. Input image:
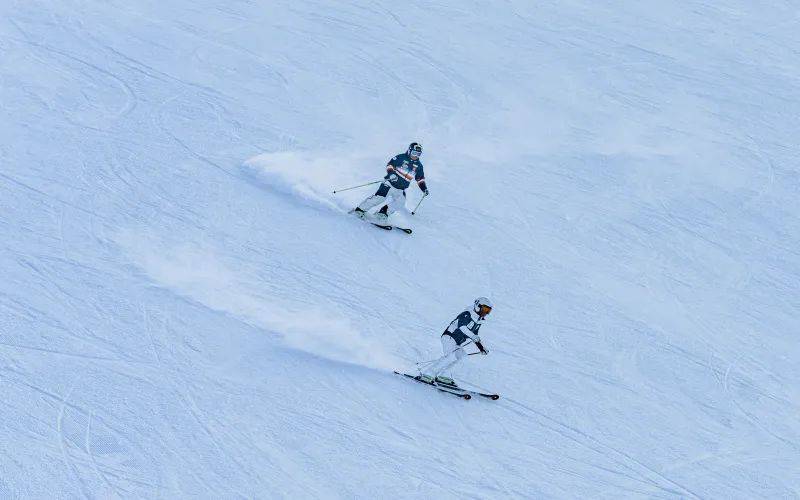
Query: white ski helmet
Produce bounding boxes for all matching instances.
[473,297,493,317]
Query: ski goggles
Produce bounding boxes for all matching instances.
[409,148,422,158]
[477,304,492,316]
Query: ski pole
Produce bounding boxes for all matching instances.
[415,347,460,367]
[415,339,473,368]
[465,339,488,356]
[411,193,428,215]
[332,180,382,194]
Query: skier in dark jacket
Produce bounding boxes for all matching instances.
[422,297,492,386]
[352,142,428,222]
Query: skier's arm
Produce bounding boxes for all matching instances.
[447,311,485,354]
[460,329,486,353]
[386,156,399,178]
[460,330,487,355]
[416,165,429,194]
[387,165,413,181]
[386,158,413,181]
[455,322,483,350]
[454,312,486,354]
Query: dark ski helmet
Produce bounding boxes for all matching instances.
[408,142,422,159]
[474,297,493,317]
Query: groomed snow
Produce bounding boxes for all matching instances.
[1,1,798,498]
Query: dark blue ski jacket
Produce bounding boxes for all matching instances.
[385,153,426,192]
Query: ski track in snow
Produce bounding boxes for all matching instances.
[1,0,799,498]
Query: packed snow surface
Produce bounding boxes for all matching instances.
[1,0,799,498]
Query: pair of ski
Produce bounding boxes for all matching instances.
[349,210,412,234]
[371,222,412,234]
[394,371,500,401]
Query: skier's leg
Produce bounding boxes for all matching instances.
[356,182,390,213]
[431,335,465,380]
[440,334,458,357]
[382,188,407,216]
[373,187,404,221]
[438,335,466,382]
[437,350,465,381]
[423,335,457,379]
[371,187,399,221]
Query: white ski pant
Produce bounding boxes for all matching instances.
[357,182,406,215]
[428,335,466,377]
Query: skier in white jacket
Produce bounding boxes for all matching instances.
[422,297,492,386]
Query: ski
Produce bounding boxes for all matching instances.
[438,382,499,400]
[464,389,500,400]
[348,211,412,234]
[395,372,500,400]
[372,223,412,234]
[436,378,500,400]
[394,371,471,399]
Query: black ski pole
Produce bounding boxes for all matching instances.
[416,339,473,369]
[411,193,428,215]
[332,180,382,194]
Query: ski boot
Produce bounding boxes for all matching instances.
[434,376,457,387]
[418,374,434,384]
[350,207,366,219]
[373,205,389,223]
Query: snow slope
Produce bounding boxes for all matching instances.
[2,0,799,498]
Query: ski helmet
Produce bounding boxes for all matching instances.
[408,142,422,159]
[474,297,493,317]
